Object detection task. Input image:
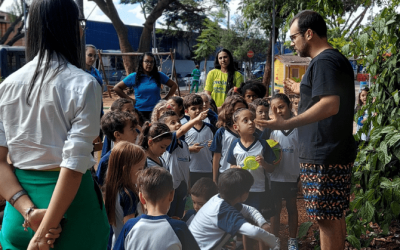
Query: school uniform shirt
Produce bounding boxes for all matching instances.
[114,214,200,250]
[227,138,276,192]
[145,157,167,170]
[210,127,239,173]
[96,150,111,186]
[204,109,218,127]
[112,189,138,248]
[122,72,170,112]
[162,132,191,189]
[182,209,196,227]
[189,195,276,250]
[185,122,216,173]
[269,129,300,183]
[0,53,102,174]
[180,115,190,125]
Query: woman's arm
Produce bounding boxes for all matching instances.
[28,168,83,250]
[114,81,135,103]
[164,79,178,100]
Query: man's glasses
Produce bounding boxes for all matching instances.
[289,32,303,42]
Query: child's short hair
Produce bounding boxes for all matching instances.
[183,94,203,109]
[248,102,257,113]
[101,111,138,142]
[170,96,185,116]
[137,167,173,204]
[191,178,218,201]
[218,169,254,202]
[270,93,291,107]
[239,80,267,98]
[111,98,146,125]
[252,98,270,108]
[232,108,254,124]
[158,111,178,123]
[138,122,172,149]
[217,95,248,128]
[111,98,134,111]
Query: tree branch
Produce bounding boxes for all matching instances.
[0,14,22,44]
[348,6,370,37]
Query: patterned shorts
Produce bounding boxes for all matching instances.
[300,163,353,220]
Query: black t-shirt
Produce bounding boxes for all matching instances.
[298,49,356,165]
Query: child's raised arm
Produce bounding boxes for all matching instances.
[175,109,209,138]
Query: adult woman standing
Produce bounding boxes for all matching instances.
[114,53,178,120]
[0,0,109,249]
[204,49,244,107]
[85,44,104,117]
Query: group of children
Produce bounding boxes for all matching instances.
[94,81,302,250]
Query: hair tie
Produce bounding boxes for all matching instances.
[148,123,152,127]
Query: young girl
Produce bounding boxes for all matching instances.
[167,96,190,125]
[198,92,218,127]
[158,109,208,218]
[238,80,267,104]
[291,95,300,116]
[252,98,273,140]
[138,122,172,168]
[356,87,370,142]
[268,93,300,250]
[150,100,173,123]
[104,141,146,248]
[210,95,248,183]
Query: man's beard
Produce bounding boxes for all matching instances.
[297,41,310,58]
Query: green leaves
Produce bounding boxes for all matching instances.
[298,221,313,239]
[346,235,361,249]
[360,201,375,222]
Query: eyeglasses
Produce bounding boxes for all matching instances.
[152,131,172,140]
[79,18,87,30]
[144,60,154,65]
[289,32,303,42]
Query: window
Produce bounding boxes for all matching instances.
[291,68,299,78]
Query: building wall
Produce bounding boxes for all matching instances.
[273,59,285,93]
[284,65,307,81]
[0,11,25,46]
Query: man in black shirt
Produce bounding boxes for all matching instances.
[256,10,356,250]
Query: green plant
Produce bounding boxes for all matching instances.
[338,4,400,249]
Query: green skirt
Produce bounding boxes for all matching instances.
[0,169,109,250]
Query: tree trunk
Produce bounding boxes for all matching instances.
[90,0,135,73]
[262,26,279,96]
[137,0,176,53]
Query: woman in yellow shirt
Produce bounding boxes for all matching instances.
[205,49,244,107]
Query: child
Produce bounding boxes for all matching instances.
[238,81,267,104]
[101,98,144,157]
[227,108,276,211]
[268,94,300,250]
[158,109,209,218]
[182,177,218,226]
[198,92,219,127]
[252,98,272,140]
[183,94,216,187]
[138,122,172,169]
[356,87,370,142]
[96,111,139,186]
[167,96,190,125]
[104,142,146,248]
[189,168,277,249]
[114,167,200,250]
[211,95,248,183]
[291,95,300,116]
[150,100,173,123]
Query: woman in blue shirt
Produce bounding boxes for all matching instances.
[114,52,178,120]
[85,44,104,117]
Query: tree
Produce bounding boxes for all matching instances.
[338,2,400,248]
[0,0,28,46]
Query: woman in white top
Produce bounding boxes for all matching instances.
[0,0,109,249]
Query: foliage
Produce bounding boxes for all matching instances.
[219,17,268,63]
[193,18,221,61]
[298,221,313,239]
[338,4,400,249]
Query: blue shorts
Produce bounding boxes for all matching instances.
[244,192,265,211]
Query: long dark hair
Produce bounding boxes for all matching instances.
[214,49,237,93]
[217,95,248,128]
[135,52,160,87]
[26,0,82,105]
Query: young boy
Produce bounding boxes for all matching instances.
[189,168,277,250]
[184,94,216,187]
[114,167,200,250]
[96,111,139,186]
[182,177,218,226]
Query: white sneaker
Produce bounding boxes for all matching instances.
[288,238,298,250]
[271,237,280,250]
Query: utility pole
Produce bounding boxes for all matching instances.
[271,0,276,96]
[76,0,85,67]
[227,9,230,30]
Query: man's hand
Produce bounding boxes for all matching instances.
[283,78,300,95]
[255,106,289,130]
[189,143,203,153]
